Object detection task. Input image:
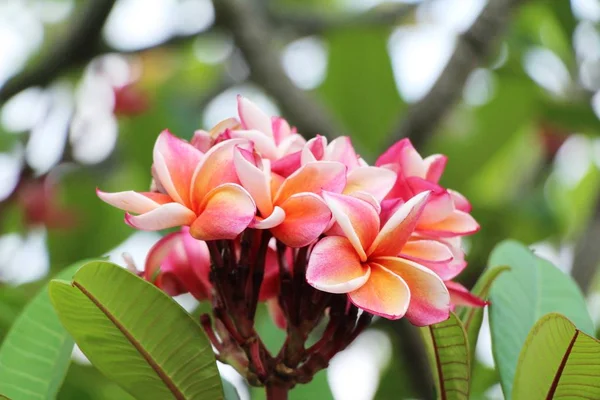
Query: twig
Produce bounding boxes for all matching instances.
[0,0,117,103]
[571,194,600,295]
[270,3,417,36]
[214,0,343,138]
[391,0,528,148]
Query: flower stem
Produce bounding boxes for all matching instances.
[266,385,288,400]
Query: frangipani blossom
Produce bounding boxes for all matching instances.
[234,147,345,247]
[377,138,479,238]
[98,130,257,241]
[306,191,451,324]
[143,226,212,300]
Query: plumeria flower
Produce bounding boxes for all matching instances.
[98,130,256,240]
[234,147,346,247]
[306,191,451,324]
[377,138,479,237]
[229,96,306,161]
[143,227,212,300]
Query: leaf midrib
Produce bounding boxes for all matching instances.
[545,330,579,399]
[73,281,185,400]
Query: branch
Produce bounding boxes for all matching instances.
[571,194,600,295]
[270,3,417,36]
[391,0,528,148]
[214,0,343,138]
[0,0,117,103]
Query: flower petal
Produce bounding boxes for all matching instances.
[271,151,302,177]
[376,138,426,178]
[423,154,447,183]
[418,210,480,237]
[344,166,397,202]
[251,206,285,229]
[271,193,332,247]
[180,226,212,291]
[144,231,181,281]
[400,240,453,264]
[446,281,488,308]
[275,161,346,204]
[267,298,286,329]
[237,95,273,137]
[234,147,273,216]
[323,191,379,261]
[449,189,472,212]
[306,236,370,294]
[190,183,256,240]
[326,136,359,169]
[97,189,173,214]
[125,203,196,231]
[368,191,430,258]
[301,135,326,164]
[230,129,278,160]
[190,138,248,210]
[153,130,203,206]
[272,116,292,144]
[348,263,410,320]
[376,257,450,326]
[418,189,454,225]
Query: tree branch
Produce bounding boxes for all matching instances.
[214,0,343,138]
[270,3,417,36]
[0,0,117,103]
[391,0,528,148]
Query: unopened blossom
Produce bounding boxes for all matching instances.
[306,191,451,324]
[98,130,256,240]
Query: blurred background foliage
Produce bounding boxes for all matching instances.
[1,0,600,399]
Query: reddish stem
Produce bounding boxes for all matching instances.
[266,385,289,400]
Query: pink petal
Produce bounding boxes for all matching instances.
[418,210,480,237]
[423,154,447,184]
[271,151,302,177]
[446,281,488,308]
[97,189,173,214]
[349,192,381,214]
[414,236,467,281]
[230,129,278,160]
[274,161,346,204]
[307,236,370,294]
[167,236,211,300]
[279,134,306,156]
[271,193,332,247]
[376,138,426,178]
[234,148,273,216]
[344,166,397,201]
[237,96,273,137]
[152,130,203,206]
[326,136,360,170]
[449,189,472,212]
[190,183,256,240]
[125,203,196,231]
[323,191,379,261]
[190,138,248,210]
[400,240,453,264]
[180,227,212,292]
[301,135,327,164]
[368,191,430,258]
[348,262,410,320]
[418,189,454,225]
[251,206,285,229]
[191,130,212,152]
[144,231,182,281]
[376,256,450,326]
[272,116,292,144]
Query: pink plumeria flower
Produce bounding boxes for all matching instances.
[306,191,451,324]
[377,138,479,237]
[234,147,346,247]
[143,227,212,300]
[98,130,256,240]
[228,96,306,161]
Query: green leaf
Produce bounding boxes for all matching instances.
[513,313,600,399]
[420,312,470,400]
[0,260,90,400]
[488,240,594,399]
[456,265,510,362]
[49,261,223,400]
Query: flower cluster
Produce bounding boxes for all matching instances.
[98,96,482,325]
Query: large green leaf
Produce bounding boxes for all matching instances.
[513,313,600,399]
[488,240,594,398]
[456,265,510,363]
[0,260,90,400]
[49,261,223,400]
[420,312,470,400]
